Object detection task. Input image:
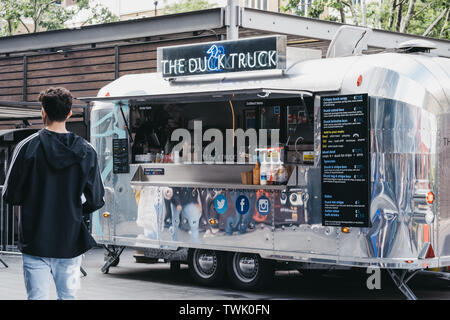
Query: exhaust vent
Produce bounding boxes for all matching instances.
[397,40,437,53]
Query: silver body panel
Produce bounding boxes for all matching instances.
[90,52,450,269]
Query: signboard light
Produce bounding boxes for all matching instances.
[157,35,287,78]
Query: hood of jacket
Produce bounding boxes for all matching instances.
[39,129,88,170]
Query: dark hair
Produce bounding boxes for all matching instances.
[38,87,73,122]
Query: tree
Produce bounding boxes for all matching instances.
[401,0,416,32]
[283,0,360,24]
[281,0,449,40]
[422,7,448,36]
[162,0,217,15]
[0,0,118,37]
[400,0,448,39]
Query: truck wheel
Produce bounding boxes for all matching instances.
[188,249,226,286]
[227,252,274,290]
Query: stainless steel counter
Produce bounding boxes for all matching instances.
[130,163,295,190]
[130,181,288,190]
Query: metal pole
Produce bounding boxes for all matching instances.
[22,56,28,102]
[114,46,119,79]
[84,103,91,142]
[227,0,239,40]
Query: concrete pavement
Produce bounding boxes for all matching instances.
[0,247,449,300]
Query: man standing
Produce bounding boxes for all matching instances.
[2,87,105,300]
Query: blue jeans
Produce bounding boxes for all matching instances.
[22,253,82,300]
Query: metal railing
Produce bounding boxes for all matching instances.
[0,185,20,253]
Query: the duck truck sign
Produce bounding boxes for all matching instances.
[157,35,287,78]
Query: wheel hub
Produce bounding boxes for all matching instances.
[194,250,217,279]
[233,253,259,283]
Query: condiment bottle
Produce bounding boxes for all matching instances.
[260,161,268,186]
[260,173,267,185]
[253,161,260,185]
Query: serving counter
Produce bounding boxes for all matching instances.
[130,163,298,190]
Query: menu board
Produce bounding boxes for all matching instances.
[113,138,129,174]
[321,94,370,227]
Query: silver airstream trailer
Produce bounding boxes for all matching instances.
[80,28,450,300]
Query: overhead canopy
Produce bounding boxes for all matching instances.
[0,128,39,141]
[0,100,87,121]
[78,88,313,105]
[77,59,351,105]
[0,101,42,119]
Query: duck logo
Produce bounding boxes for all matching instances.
[214,194,228,214]
[236,195,250,215]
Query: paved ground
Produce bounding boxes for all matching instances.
[0,247,448,300]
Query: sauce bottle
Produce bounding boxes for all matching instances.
[260,162,268,186]
[253,161,260,185]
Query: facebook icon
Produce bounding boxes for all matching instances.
[235,195,250,215]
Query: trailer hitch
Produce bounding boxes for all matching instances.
[387,269,421,300]
[0,254,8,268]
[101,245,126,274]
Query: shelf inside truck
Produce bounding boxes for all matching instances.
[129,181,288,190]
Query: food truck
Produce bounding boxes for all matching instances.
[79,27,450,300]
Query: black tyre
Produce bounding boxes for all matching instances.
[227,252,274,291]
[188,249,226,286]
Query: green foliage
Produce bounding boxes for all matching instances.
[162,0,217,15]
[406,0,448,39]
[281,0,449,40]
[327,0,344,12]
[282,0,325,17]
[0,0,119,36]
[366,1,387,29]
[309,0,326,19]
[281,0,304,15]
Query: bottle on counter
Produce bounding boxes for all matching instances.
[265,163,273,185]
[272,165,279,185]
[268,168,274,185]
[253,161,260,185]
[260,172,267,185]
[260,161,268,186]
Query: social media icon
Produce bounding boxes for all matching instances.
[257,196,271,216]
[217,199,225,209]
[214,194,228,214]
[236,195,249,215]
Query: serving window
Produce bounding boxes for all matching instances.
[128,96,315,165]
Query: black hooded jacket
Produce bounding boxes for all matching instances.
[2,129,105,258]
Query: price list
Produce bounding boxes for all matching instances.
[321,94,370,227]
[113,138,130,174]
